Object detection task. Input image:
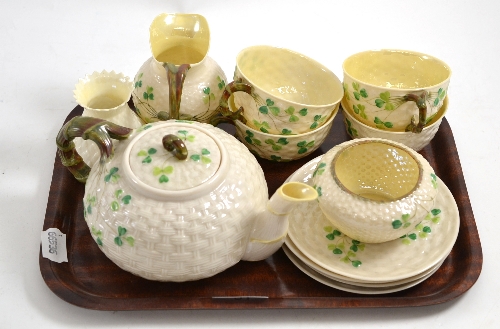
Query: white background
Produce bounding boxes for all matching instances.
[0,0,498,327]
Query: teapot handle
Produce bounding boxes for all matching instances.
[210,81,252,126]
[404,91,428,133]
[56,116,133,183]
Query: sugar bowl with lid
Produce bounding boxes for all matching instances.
[56,116,318,281]
[311,138,439,244]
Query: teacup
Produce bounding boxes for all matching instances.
[234,105,338,162]
[312,138,439,243]
[342,96,449,151]
[225,45,343,135]
[342,49,451,133]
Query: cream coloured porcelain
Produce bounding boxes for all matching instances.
[228,45,343,135]
[312,138,438,243]
[132,13,227,124]
[285,236,445,287]
[285,155,459,283]
[342,97,448,151]
[233,105,338,162]
[283,244,443,294]
[342,49,451,133]
[56,117,317,281]
[73,70,142,167]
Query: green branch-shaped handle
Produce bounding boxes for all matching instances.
[56,116,133,183]
[404,92,428,133]
[211,81,252,126]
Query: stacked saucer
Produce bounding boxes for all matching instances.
[283,156,460,294]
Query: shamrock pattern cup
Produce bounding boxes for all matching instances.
[342,49,451,133]
[229,45,343,135]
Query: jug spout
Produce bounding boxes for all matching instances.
[242,182,318,261]
[149,13,211,120]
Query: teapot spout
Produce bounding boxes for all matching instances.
[242,182,318,261]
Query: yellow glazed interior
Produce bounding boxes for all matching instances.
[74,72,132,110]
[343,50,451,89]
[333,141,421,201]
[237,46,343,106]
[150,13,210,65]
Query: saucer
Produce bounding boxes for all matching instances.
[285,236,445,287]
[283,244,442,294]
[285,156,459,283]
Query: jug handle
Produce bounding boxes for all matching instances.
[210,81,252,126]
[404,91,428,133]
[56,116,133,183]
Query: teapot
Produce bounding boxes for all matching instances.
[56,116,318,281]
[131,13,228,124]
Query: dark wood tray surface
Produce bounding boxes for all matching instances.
[39,105,482,310]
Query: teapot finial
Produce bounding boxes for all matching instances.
[162,134,188,160]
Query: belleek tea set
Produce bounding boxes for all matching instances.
[55,13,458,293]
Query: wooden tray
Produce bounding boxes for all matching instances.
[40,105,482,310]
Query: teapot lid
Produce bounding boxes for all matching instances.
[123,122,223,197]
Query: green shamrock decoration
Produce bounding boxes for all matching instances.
[352,82,368,100]
[374,116,393,129]
[259,98,280,116]
[343,82,350,101]
[84,195,96,218]
[244,130,262,146]
[177,130,195,142]
[392,213,411,229]
[91,226,103,247]
[313,185,322,197]
[137,148,157,164]
[134,73,143,88]
[285,106,300,122]
[153,166,173,183]
[111,189,132,211]
[252,120,271,133]
[114,226,135,247]
[104,167,120,183]
[313,163,326,177]
[433,88,447,106]
[345,118,358,137]
[217,76,225,90]
[375,91,395,111]
[143,86,154,101]
[297,140,315,154]
[265,138,289,151]
[310,114,324,129]
[324,226,364,267]
[202,87,215,104]
[353,104,367,119]
[190,148,212,164]
[431,173,438,189]
[400,208,441,245]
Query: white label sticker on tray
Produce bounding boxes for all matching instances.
[41,228,68,263]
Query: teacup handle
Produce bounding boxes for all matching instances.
[211,81,252,126]
[404,92,428,133]
[56,116,132,183]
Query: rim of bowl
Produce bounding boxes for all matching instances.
[236,45,344,108]
[341,96,448,134]
[342,49,452,91]
[235,104,338,138]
